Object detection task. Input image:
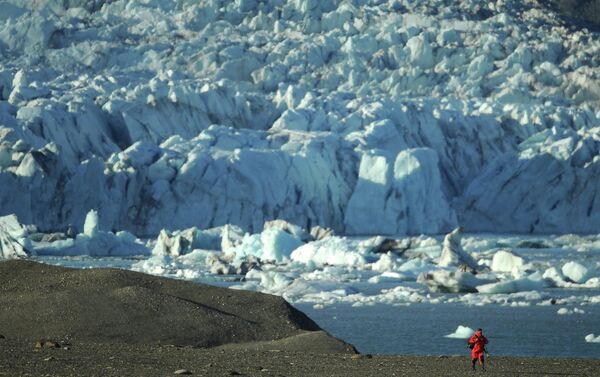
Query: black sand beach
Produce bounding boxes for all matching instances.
[1,260,598,376]
[2,340,600,376]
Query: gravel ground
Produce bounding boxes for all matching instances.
[1,338,599,377]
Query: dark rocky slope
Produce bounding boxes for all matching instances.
[0,260,355,353]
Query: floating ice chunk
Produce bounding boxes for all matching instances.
[366,236,405,254]
[491,250,524,273]
[405,236,442,259]
[34,211,148,257]
[291,236,368,267]
[438,227,478,270]
[558,307,585,315]
[585,334,600,343]
[152,227,223,256]
[177,249,216,266]
[543,267,567,287]
[221,224,245,253]
[562,261,591,284]
[246,270,292,292]
[74,230,148,257]
[241,269,315,300]
[153,229,190,256]
[309,226,334,241]
[192,228,224,250]
[234,228,303,263]
[445,325,474,339]
[398,258,434,279]
[83,209,99,237]
[476,272,547,294]
[368,271,408,284]
[371,252,400,272]
[583,277,600,288]
[132,254,170,276]
[263,219,310,241]
[418,270,491,293]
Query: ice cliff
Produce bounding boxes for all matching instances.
[0,0,599,235]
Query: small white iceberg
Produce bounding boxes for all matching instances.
[584,334,600,343]
[445,325,474,339]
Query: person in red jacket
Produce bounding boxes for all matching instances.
[468,328,489,371]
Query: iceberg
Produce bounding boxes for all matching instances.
[445,326,475,339]
[152,227,222,256]
[418,269,492,293]
[491,250,524,273]
[476,272,548,294]
[232,228,303,263]
[585,334,600,343]
[33,210,149,257]
[561,261,591,284]
[438,227,478,270]
[291,236,370,268]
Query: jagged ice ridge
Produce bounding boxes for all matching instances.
[0,0,599,236]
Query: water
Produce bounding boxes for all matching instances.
[297,303,600,358]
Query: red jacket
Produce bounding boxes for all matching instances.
[468,330,488,357]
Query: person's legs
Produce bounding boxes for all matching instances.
[471,358,477,370]
[479,354,486,371]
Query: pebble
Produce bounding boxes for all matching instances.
[35,340,61,349]
[174,369,192,375]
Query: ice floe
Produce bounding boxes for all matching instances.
[491,250,524,273]
[562,261,592,284]
[3,219,600,309]
[584,334,600,343]
[445,325,475,339]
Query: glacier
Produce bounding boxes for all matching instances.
[0,0,598,236]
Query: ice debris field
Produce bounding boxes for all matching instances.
[6,210,600,355]
[0,0,600,355]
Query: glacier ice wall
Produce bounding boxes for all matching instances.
[0,0,599,235]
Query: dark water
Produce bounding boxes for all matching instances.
[297,303,600,358]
